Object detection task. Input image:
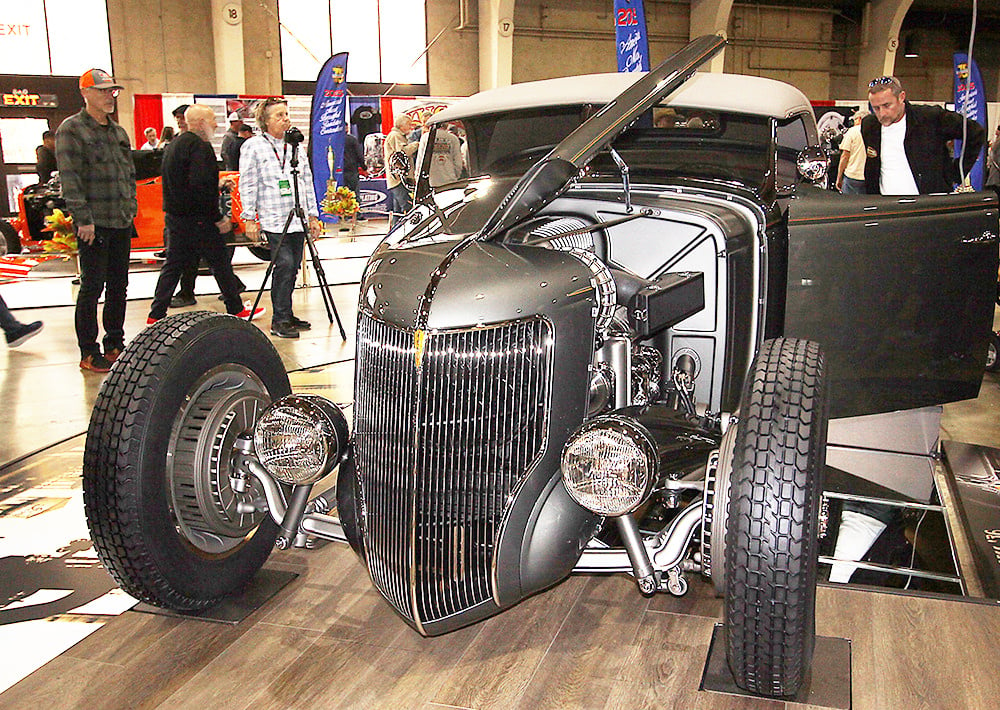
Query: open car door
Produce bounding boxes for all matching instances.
[783,188,998,418]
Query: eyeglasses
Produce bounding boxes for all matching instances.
[868,76,893,89]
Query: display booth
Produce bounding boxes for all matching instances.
[0,75,82,218]
[125,93,457,222]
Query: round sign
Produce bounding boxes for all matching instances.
[223,2,242,26]
[498,18,514,38]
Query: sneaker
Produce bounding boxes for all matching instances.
[290,316,311,331]
[146,315,161,325]
[105,347,123,363]
[235,301,265,319]
[6,320,43,347]
[169,293,197,308]
[270,321,300,339]
[80,353,113,373]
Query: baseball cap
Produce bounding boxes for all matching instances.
[227,112,241,122]
[79,68,123,91]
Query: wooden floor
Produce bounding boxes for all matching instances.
[3,536,999,709]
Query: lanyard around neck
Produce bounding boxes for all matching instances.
[269,138,288,171]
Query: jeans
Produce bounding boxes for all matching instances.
[264,229,305,323]
[841,176,866,195]
[149,215,245,319]
[76,225,131,357]
[388,183,411,225]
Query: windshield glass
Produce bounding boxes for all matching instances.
[594,106,772,190]
[459,106,595,177]
[453,102,772,190]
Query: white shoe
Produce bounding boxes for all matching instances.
[828,511,888,583]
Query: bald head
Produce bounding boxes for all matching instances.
[185,105,218,141]
[394,114,413,132]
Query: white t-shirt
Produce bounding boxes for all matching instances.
[879,116,919,195]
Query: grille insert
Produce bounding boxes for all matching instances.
[353,313,553,626]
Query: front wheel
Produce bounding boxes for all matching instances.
[83,311,291,610]
[723,337,828,697]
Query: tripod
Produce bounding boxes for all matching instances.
[247,137,346,341]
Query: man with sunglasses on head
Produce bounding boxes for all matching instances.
[56,69,137,373]
[239,97,322,339]
[862,75,985,195]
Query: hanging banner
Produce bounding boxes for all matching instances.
[309,52,349,222]
[953,53,986,191]
[614,0,650,73]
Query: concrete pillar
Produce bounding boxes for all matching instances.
[479,0,515,90]
[211,0,246,94]
[690,0,733,73]
[856,0,913,97]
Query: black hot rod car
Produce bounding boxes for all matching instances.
[83,36,998,698]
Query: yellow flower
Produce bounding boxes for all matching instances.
[321,181,360,218]
[42,209,77,252]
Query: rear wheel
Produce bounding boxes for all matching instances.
[723,337,828,697]
[83,311,290,610]
[1,219,20,255]
[247,244,271,261]
[986,331,1000,372]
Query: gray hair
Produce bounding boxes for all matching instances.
[255,97,288,132]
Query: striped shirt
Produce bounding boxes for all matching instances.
[55,109,136,228]
[238,132,319,232]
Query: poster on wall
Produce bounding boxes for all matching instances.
[309,52,349,222]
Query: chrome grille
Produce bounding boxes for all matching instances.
[354,312,553,626]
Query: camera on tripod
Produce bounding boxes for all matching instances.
[284,127,304,146]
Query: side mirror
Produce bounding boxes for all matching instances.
[797,147,829,185]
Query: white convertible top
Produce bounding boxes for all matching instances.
[430,71,813,125]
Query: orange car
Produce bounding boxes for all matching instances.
[1,150,268,259]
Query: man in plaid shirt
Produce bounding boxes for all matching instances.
[239,97,322,339]
[56,69,137,373]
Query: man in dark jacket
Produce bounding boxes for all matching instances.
[862,75,985,195]
[146,105,261,323]
[35,131,57,182]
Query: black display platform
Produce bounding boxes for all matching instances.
[132,568,298,625]
[941,440,1000,600]
[700,624,852,708]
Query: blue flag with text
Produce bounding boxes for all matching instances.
[310,52,349,222]
[953,53,986,191]
[614,0,649,73]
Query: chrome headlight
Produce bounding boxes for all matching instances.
[253,395,349,485]
[561,415,657,516]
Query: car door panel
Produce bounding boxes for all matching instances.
[783,189,998,418]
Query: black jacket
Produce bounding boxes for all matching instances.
[861,102,985,194]
[161,131,222,222]
[343,132,365,178]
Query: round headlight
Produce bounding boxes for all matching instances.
[561,416,657,516]
[253,395,349,485]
